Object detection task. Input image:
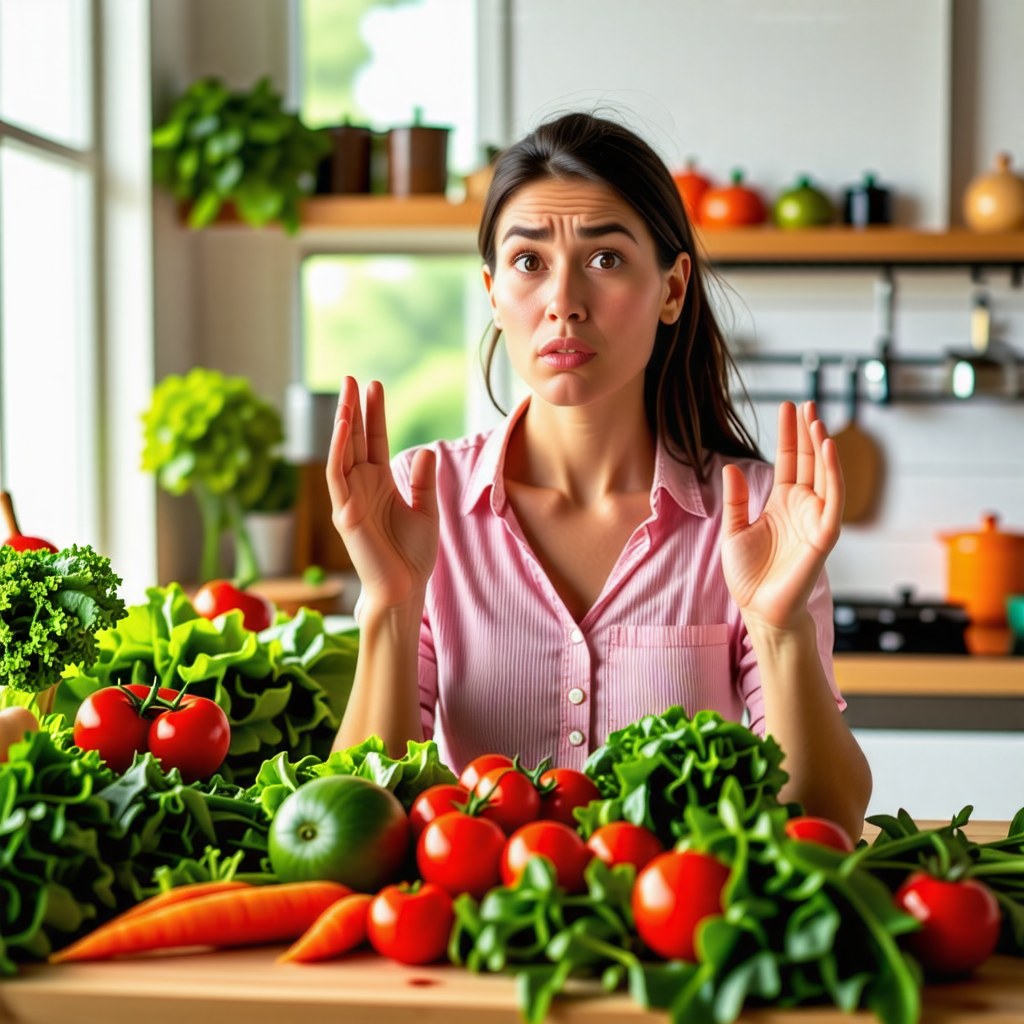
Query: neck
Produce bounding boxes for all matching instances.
[507,385,656,506]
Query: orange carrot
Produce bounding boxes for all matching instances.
[119,880,251,920]
[49,881,352,963]
[278,892,373,963]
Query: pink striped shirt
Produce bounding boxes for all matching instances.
[388,397,844,774]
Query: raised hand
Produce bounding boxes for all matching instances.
[326,377,439,610]
[719,401,844,631]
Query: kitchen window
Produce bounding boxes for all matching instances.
[0,0,100,548]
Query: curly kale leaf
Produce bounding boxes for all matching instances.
[0,545,126,693]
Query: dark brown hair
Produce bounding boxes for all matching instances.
[478,112,762,479]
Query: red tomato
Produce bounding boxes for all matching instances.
[894,871,1001,976]
[501,820,592,894]
[458,753,514,791]
[784,815,855,853]
[474,767,541,834]
[586,821,664,872]
[417,811,506,899]
[193,579,274,633]
[3,534,58,552]
[538,768,600,827]
[73,688,151,774]
[147,696,231,783]
[633,850,731,961]
[366,882,454,965]
[409,783,470,839]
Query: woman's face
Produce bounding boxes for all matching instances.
[483,176,690,411]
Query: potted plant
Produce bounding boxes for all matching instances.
[243,456,300,578]
[151,75,331,233]
[141,367,286,586]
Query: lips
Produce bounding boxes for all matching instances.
[539,338,595,357]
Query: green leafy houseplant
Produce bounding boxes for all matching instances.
[151,76,330,233]
[141,366,286,585]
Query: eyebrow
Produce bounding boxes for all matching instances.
[500,221,639,245]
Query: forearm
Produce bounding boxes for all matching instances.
[748,611,872,842]
[333,596,425,758]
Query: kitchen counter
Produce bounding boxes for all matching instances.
[1,823,1017,1024]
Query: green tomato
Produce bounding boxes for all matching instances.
[774,176,833,229]
[269,775,410,892]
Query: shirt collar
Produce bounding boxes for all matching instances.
[459,395,709,519]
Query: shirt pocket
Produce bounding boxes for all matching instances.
[605,624,732,732]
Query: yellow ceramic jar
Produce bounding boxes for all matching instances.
[963,153,1024,231]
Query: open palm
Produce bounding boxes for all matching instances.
[720,402,844,630]
[326,377,439,609]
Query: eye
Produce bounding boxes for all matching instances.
[588,250,623,270]
[511,252,543,273]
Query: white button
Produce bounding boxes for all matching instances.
[568,687,585,705]
[569,628,584,644]
[568,730,585,746]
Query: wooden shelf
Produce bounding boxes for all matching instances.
[286,197,1024,267]
[834,654,1024,697]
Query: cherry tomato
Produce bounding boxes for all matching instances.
[784,815,855,853]
[417,811,506,899]
[409,783,470,839]
[501,820,592,894]
[633,849,731,961]
[538,768,601,827]
[74,687,151,774]
[366,882,454,965]
[193,579,274,633]
[458,753,514,791]
[586,821,664,873]
[474,766,541,834]
[147,696,231,783]
[894,871,1001,976]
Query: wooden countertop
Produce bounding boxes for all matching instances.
[833,654,1024,697]
[2,822,1017,1024]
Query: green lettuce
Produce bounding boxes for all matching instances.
[56,583,358,784]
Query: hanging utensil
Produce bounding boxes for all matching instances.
[831,360,883,523]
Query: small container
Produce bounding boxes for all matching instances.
[774,175,833,229]
[387,110,450,196]
[326,123,373,193]
[698,169,767,228]
[964,153,1024,232]
[843,173,892,226]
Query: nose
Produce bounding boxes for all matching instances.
[545,261,586,323]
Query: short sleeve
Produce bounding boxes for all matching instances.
[736,566,845,737]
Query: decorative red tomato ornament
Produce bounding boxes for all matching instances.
[673,158,713,223]
[193,579,275,633]
[501,820,592,893]
[894,871,1001,976]
[698,169,767,228]
[586,821,664,872]
[538,768,600,827]
[784,815,855,853]
[633,849,731,961]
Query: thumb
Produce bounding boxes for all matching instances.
[408,447,438,520]
[721,464,750,540]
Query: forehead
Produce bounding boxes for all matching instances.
[495,177,646,241]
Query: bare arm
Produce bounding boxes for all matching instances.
[326,377,439,758]
[721,401,871,842]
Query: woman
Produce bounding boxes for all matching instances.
[328,112,871,840]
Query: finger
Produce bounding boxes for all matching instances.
[326,415,351,509]
[409,447,438,519]
[335,376,359,474]
[721,463,750,539]
[821,436,846,536]
[774,402,797,487]
[810,417,828,499]
[365,380,391,465]
[348,380,368,465]
[796,401,816,488]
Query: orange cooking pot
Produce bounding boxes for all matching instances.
[938,512,1024,628]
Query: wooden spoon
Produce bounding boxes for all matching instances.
[831,364,883,523]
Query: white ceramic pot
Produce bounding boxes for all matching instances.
[244,511,297,578]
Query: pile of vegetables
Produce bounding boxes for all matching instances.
[58,582,358,784]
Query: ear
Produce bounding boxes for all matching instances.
[659,252,691,325]
[482,264,503,330]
